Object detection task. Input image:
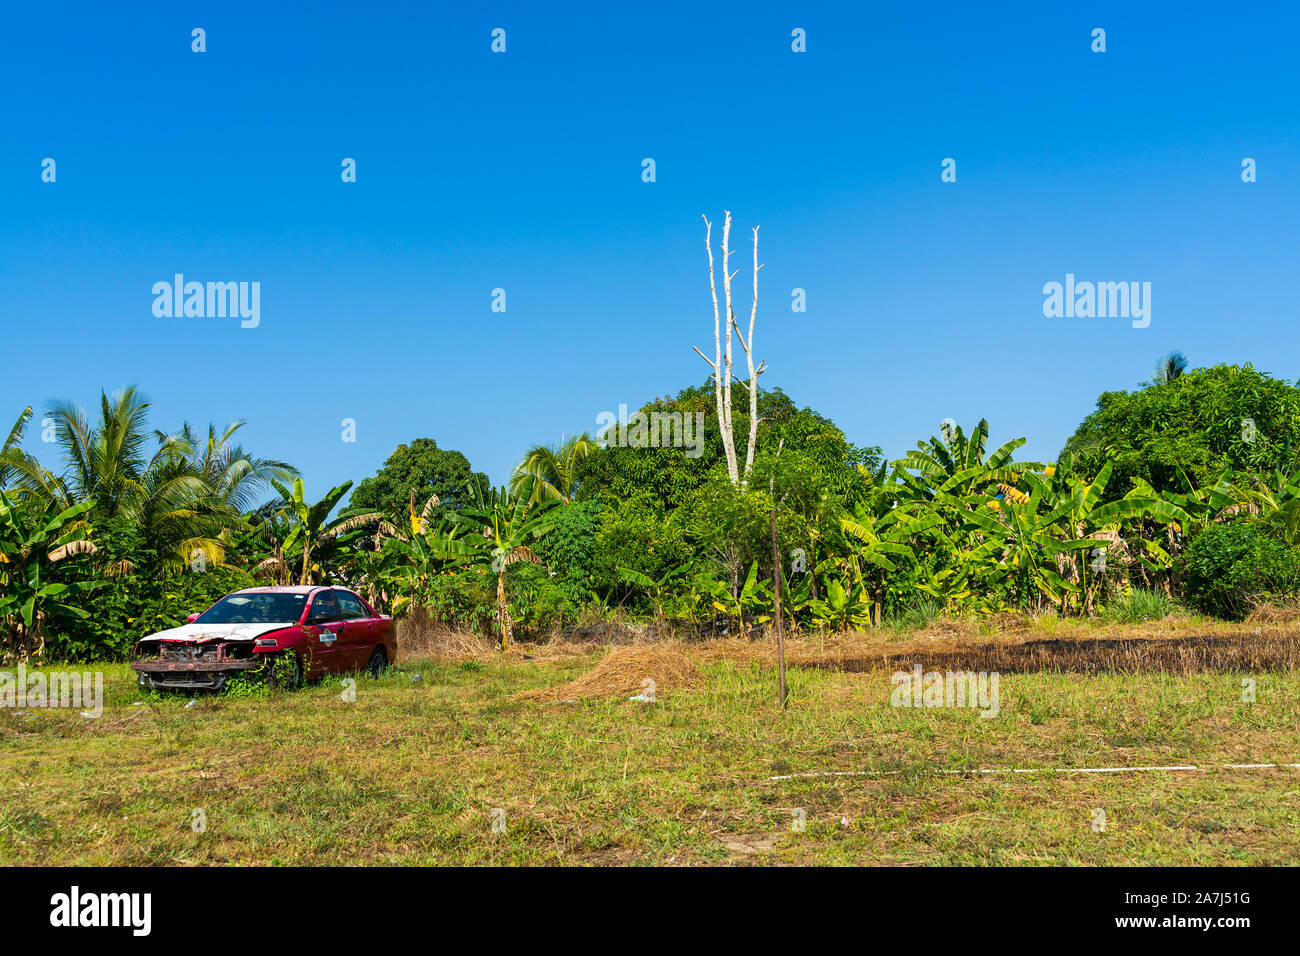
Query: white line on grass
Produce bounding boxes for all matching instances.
[768,763,1300,781]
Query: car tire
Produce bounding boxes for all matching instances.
[366,646,387,679]
[266,652,303,690]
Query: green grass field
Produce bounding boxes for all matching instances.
[2,641,1297,866]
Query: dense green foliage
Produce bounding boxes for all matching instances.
[5,361,1300,662]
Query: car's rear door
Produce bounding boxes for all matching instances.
[304,589,345,677]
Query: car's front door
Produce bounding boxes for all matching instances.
[334,589,374,670]
[304,589,345,677]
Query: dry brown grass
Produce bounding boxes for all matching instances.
[394,608,498,661]
[398,608,1300,683]
[514,645,698,702]
[1244,597,1300,625]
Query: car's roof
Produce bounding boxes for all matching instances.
[231,585,362,596]
[232,586,327,595]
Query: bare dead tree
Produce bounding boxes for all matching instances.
[694,211,765,486]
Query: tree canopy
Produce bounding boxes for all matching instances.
[349,438,490,521]
[1063,363,1300,495]
[573,381,881,513]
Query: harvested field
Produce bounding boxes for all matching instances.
[416,612,1300,680]
[819,633,1300,675]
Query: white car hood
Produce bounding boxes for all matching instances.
[139,622,297,644]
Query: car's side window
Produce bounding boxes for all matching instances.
[309,591,340,623]
[336,592,368,620]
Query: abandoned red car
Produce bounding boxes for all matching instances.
[130,585,395,691]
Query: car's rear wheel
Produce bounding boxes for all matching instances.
[265,652,302,690]
[366,646,387,679]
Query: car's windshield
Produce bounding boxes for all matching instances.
[195,592,307,625]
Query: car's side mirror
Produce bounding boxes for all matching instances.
[186,612,200,623]
[310,608,332,624]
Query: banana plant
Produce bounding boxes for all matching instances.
[1162,467,1236,534]
[1020,461,1162,613]
[381,519,479,614]
[837,501,917,625]
[891,418,1038,503]
[616,561,694,621]
[0,493,100,660]
[807,575,874,631]
[959,486,1091,610]
[453,475,558,650]
[266,478,386,586]
[915,564,975,608]
[1106,468,1231,588]
[696,562,772,638]
[778,567,815,624]
[1232,454,1300,545]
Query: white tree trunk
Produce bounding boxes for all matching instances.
[695,212,763,486]
[695,213,739,483]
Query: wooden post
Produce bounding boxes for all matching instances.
[770,505,787,709]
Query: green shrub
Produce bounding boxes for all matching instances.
[1179,522,1300,620]
[507,561,576,635]
[425,568,496,633]
[533,499,603,607]
[591,492,692,607]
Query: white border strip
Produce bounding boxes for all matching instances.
[768,763,1300,781]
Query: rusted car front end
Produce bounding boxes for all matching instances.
[131,637,267,691]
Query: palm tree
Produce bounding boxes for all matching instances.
[187,421,298,513]
[455,476,558,649]
[1153,351,1189,384]
[31,389,227,569]
[0,403,61,502]
[509,433,598,504]
[0,407,33,490]
[0,408,68,505]
[13,389,297,571]
[43,387,154,518]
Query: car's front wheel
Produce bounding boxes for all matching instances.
[265,652,303,690]
[366,646,387,679]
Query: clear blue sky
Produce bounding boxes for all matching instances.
[4,1,1298,501]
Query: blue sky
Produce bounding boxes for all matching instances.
[4,1,1299,501]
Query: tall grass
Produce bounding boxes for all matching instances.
[886,597,944,631]
[1106,587,1174,624]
